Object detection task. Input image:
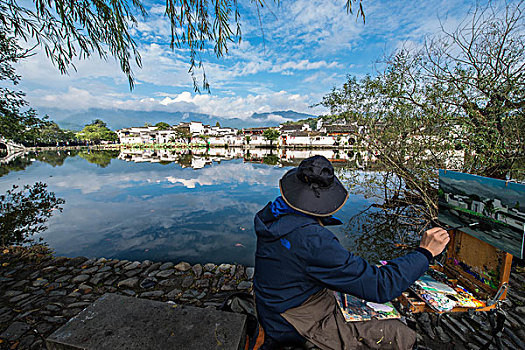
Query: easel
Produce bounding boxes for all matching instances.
[398,229,513,349]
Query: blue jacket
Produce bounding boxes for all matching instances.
[253,200,430,343]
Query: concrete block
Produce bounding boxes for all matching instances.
[46,293,247,350]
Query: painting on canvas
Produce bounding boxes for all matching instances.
[438,170,525,258]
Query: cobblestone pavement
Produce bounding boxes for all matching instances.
[0,246,524,349]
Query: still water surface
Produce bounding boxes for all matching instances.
[0,149,407,266]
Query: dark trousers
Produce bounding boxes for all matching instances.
[280,289,416,350]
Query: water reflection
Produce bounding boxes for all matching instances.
[0,182,64,246]
[1,148,406,265]
[117,147,376,169]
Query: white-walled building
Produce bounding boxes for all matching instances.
[279,123,311,134]
[117,127,158,144]
[189,121,205,135]
[207,126,237,136]
[117,119,361,148]
[156,129,183,144]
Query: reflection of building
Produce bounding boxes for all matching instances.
[118,148,377,170]
[118,148,244,169]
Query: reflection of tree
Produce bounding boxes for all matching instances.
[263,154,279,166]
[35,151,71,167]
[339,169,431,261]
[0,183,64,246]
[344,203,423,262]
[78,150,119,168]
[0,155,32,177]
[176,153,192,167]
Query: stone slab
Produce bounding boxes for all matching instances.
[45,293,247,350]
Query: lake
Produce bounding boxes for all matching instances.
[0,148,415,266]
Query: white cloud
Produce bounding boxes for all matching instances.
[27,87,324,119]
[265,113,292,123]
[13,0,481,123]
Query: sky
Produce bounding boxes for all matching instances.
[13,0,492,125]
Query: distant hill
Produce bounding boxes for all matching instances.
[36,108,318,130]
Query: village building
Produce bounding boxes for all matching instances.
[117,127,158,145]
[279,123,311,134]
[241,127,270,135]
[116,118,365,148]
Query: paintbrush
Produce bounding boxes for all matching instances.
[393,222,479,250]
[444,222,479,232]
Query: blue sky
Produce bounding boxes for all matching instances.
[14,0,492,125]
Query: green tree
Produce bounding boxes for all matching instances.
[35,122,77,145]
[175,127,192,144]
[320,2,524,224]
[263,129,280,147]
[0,183,65,246]
[215,121,221,127]
[155,122,171,130]
[0,28,51,146]
[77,120,117,143]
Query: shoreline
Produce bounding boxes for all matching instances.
[0,246,254,349]
[26,144,360,151]
[1,246,525,349]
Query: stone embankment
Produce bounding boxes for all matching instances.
[0,246,524,350]
[0,247,253,349]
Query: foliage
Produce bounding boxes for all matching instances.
[0,182,64,246]
[174,127,192,143]
[263,128,280,146]
[0,28,51,145]
[215,121,221,127]
[155,122,171,130]
[0,28,78,146]
[283,117,318,131]
[77,119,118,143]
[34,122,77,146]
[320,2,525,226]
[0,0,364,91]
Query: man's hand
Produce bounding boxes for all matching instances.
[419,227,450,257]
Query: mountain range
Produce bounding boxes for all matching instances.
[36,108,318,131]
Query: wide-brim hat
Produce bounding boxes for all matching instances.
[279,155,349,217]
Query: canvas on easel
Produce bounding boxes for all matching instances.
[438,169,525,259]
[399,170,523,313]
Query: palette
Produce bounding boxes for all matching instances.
[334,292,401,322]
[409,272,483,313]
